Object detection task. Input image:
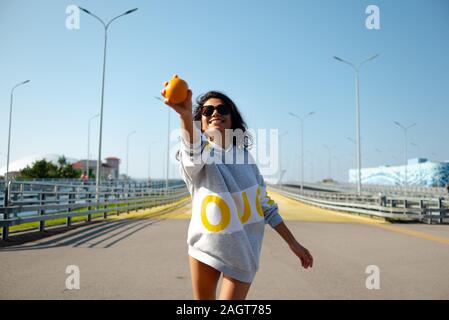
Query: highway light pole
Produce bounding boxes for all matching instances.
[155,97,170,189]
[306,150,314,183]
[410,142,422,184]
[148,140,157,182]
[323,144,333,181]
[79,6,138,196]
[5,80,30,204]
[334,54,379,195]
[278,131,288,186]
[126,130,137,180]
[394,121,416,185]
[375,148,383,165]
[87,113,100,179]
[289,111,315,193]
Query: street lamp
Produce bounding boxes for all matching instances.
[278,131,288,186]
[79,6,138,195]
[431,152,438,161]
[155,96,170,189]
[332,155,341,182]
[87,113,100,179]
[0,153,6,179]
[288,111,315,193]
[394,121,416,186]
[148,140,157,182]
[126,130,137,180]
[346,137,357,169]
[410,142,420,156]
[410,142,422,184]
[334,54,379,195]
[347,137,356,145]
[306,150,314,183]
[5,80,30,200]
[323,144,334,181]
[375,148,383,165]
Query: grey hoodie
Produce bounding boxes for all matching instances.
[178,124,283,283]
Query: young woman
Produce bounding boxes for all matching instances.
[162,88,313,300]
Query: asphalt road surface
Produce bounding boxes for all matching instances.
[1,191,448,299]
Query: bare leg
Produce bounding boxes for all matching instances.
[189,256,221,300]
[218,274,252,300]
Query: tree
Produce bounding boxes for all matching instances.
[20,159,58,179]
[18,156,82,179]
[56,156,80,178]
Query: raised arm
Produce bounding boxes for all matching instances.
[162,89,197,144]
[162,89,209,181]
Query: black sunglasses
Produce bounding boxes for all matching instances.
[201,104,231,117]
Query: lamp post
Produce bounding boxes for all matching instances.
[126,130,136,180]
[333,155,341,182]
[306,150,314,183]
[375,148,383,165]
[0,153,6,181]
[334,54,379,195]
[79,6,138,196]
[394,121,416,186]
[323,144,333,180]
[155,97,170,189]
[410,142,420,156]
[346,137,357,175]
[410,142,422,185]
[278,131,288,186]
[148,140,157,182]
[5,80,30,203]
[87,114,100,179]
[288,111,315,193]
[431,152,438,161]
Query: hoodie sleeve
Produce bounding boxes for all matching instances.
[179,122,210,182]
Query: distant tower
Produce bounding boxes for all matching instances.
[105,157,120,180]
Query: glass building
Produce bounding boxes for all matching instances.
[349,159,449,187]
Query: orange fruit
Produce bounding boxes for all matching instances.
[161,74,189,104]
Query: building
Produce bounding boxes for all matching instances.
[349,158,449,187]
[105,157,120,180]
[72,156,120,180]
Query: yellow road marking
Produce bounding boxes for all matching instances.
[268,189,387,224]
[123,189,449,246]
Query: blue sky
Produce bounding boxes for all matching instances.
[0,0,448,182]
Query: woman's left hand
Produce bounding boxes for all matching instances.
[289,241,313,269]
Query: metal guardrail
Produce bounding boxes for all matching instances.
[270,184,448,224]
[1,180,189,240]
[284,181,449,199]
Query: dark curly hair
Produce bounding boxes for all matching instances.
[193,90,252,149]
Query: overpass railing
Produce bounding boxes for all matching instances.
[283,181,449,199]
[0,180,189,240]
[270,184,448,224]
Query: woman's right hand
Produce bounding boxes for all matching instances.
[161,88,193,118]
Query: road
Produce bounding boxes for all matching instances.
[1,190,449,299]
